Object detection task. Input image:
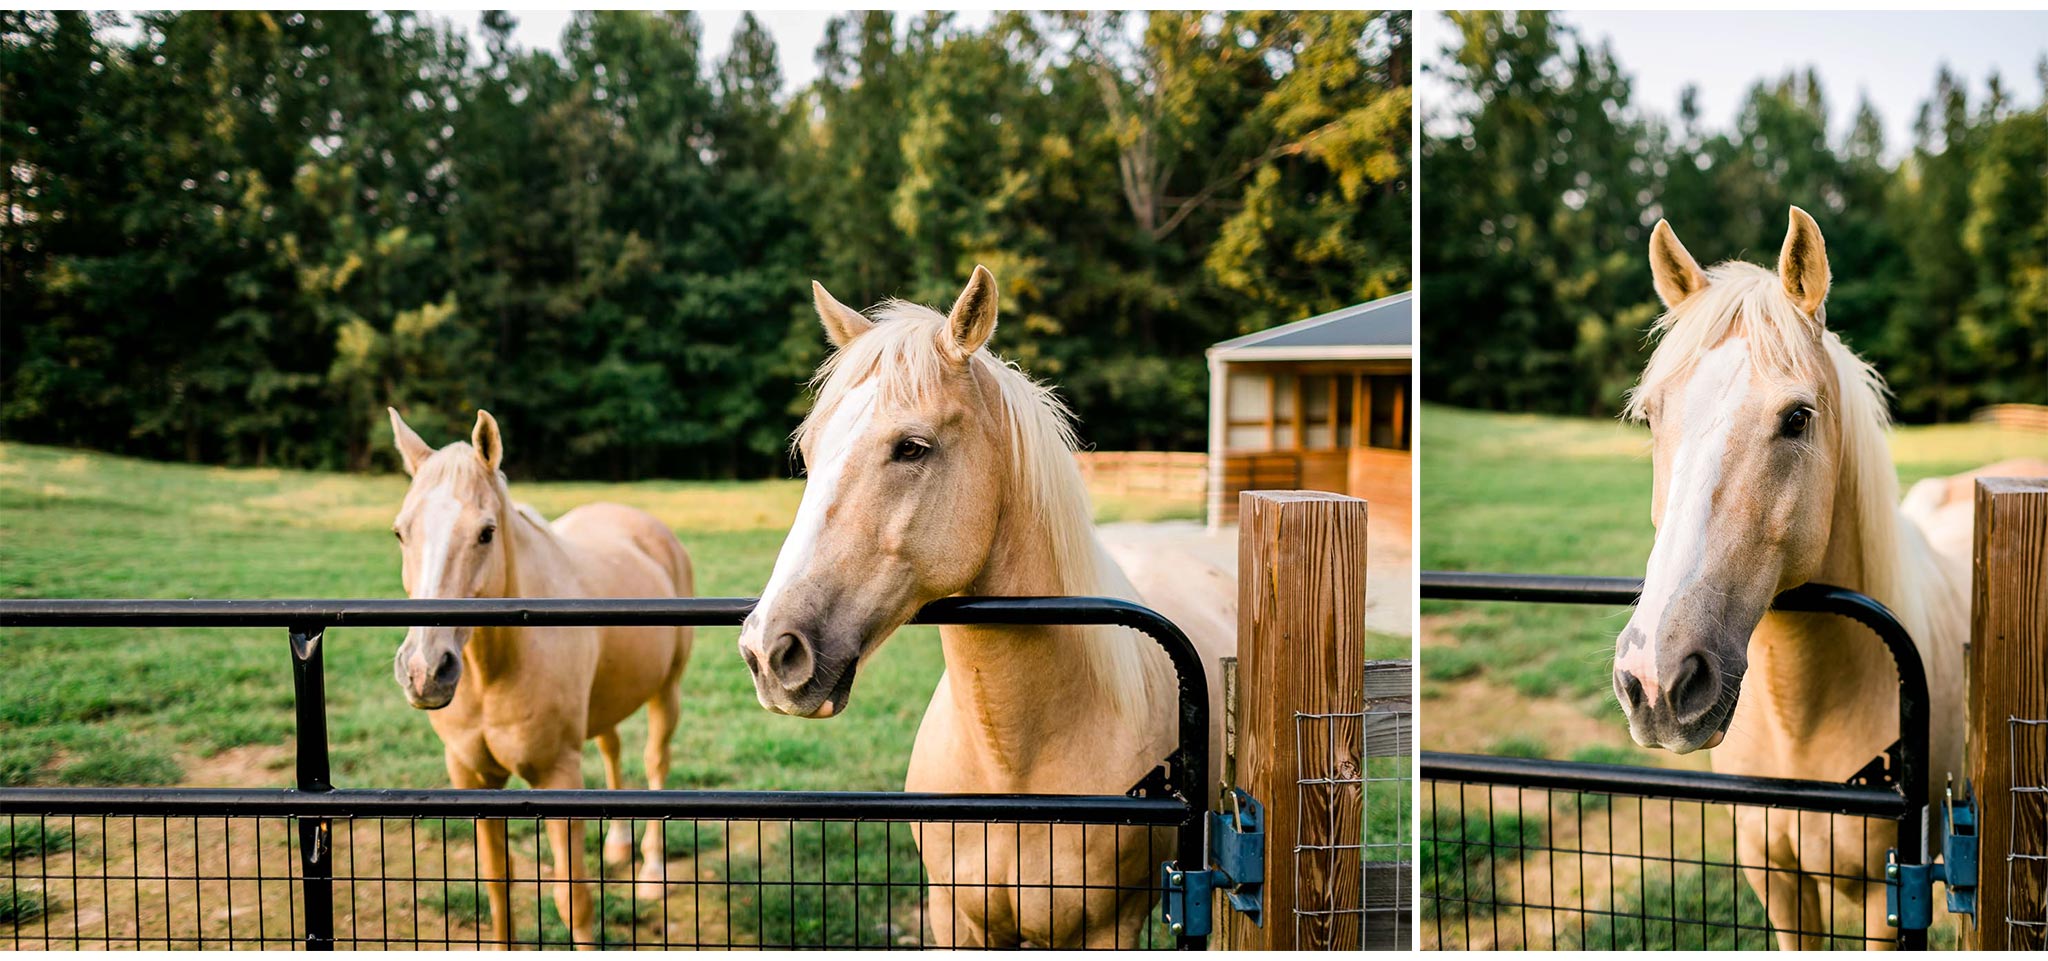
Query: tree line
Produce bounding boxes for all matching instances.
[1422,11,2046,421]
[1,10,1412,478]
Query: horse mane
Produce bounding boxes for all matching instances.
[1625,261,1928,643]
[795,300,1160,721]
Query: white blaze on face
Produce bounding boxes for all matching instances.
[412,482,465,599]
[1618,338,1753,695]
[746,381,880,640]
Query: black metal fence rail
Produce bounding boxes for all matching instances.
[1418,571,1930,951]
[1421,755,1911,821]
[0,596,1211,951]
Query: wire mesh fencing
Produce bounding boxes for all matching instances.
[1,811,1186,949]
[2006,717,2048,950]
[1418,759,1952,951]
[1288,658,1412,949]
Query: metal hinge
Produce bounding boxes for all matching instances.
[1884,780,1977,930]
[1161,788,1265,938]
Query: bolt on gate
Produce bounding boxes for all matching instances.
[0,595,1249,950]
[1418,571,1969,951]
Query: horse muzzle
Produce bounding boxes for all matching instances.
[738,623,858,719]
[1613,626,1743,753]
[396,642,463,711]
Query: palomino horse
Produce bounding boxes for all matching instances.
[1614,207,2045,948]
[736,267,1234,947]
[387,408,695,947]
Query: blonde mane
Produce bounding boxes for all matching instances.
[795,301,1160,720]
[1625,261,1927,643]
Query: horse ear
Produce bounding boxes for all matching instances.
[471,410,503,472]
[943,265,998,360]
[1778,206,1830,319]
[388,407,433,477]
[813,281,874,348]
[1648,219,1708,309]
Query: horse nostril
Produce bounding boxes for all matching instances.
[1668,652,1719,721]
[765,631,814,686]
[1617,670,1648,712]
[433,650,460,686]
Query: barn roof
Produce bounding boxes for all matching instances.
[1208,291,1413,362]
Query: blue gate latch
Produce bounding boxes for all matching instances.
[1885,783,1977,931]
[1161,788,1266,938]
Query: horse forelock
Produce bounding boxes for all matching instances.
[406,442,508,510]
[1626,262,1840,422]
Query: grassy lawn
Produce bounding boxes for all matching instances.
[0,441,1204,792]
[1418,403,2047,761]
[0,443,903,793]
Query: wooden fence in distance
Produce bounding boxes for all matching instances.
[1970,404,2048,433]
[1072,450,1206,499]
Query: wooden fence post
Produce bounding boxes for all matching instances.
[1218,490,1369,950]
[1968,477,2048,950]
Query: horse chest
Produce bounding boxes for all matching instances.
[428,683,588,778]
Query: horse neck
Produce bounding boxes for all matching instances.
[467,497,575,674]
[1746,422,1910,758]
[937,475,1148,781]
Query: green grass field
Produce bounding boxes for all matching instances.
[0,440,1212,792]
[0,443,893,793]
[1418,403,2047,760]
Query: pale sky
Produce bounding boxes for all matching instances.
[1421,11,2048,159]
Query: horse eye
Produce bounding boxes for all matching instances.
[892,439,930,463]
[478,526,495,545]
[1780,407,1813,438]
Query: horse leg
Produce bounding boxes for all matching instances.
[448,758,514,949]
[1112,825,1175,948]
[634,656,684,901]
[532,761,600,950]
[926,884,961,947]
[1744,864,1826,954]
[915,821,978,948]
[1781,874,1827,951]
[593,729,633,868]
[929,884,990,948]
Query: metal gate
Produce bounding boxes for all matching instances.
[0,596,1217,950]
[1418,572,1935,950]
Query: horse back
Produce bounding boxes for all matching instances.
[543,502,694,599]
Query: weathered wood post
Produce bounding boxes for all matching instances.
[1219,490,1372,949]
[1968,477,2048,949]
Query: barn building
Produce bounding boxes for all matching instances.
[1205,292,1413,529]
